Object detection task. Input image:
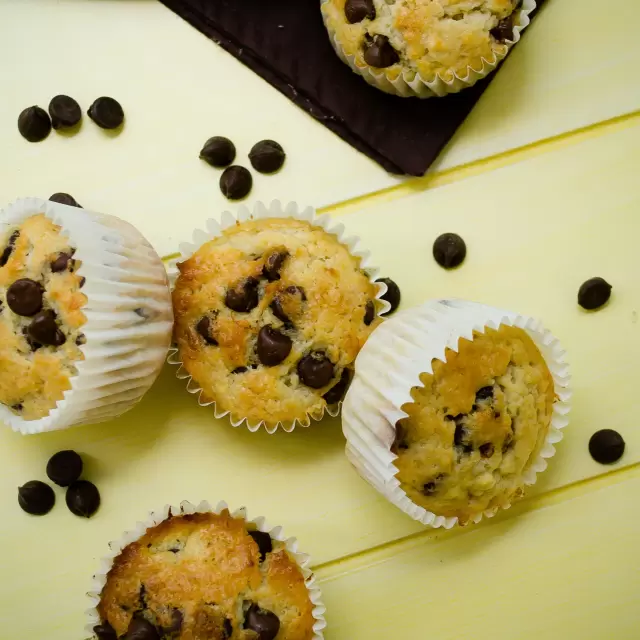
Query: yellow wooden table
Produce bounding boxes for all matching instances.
[1,1,639,638]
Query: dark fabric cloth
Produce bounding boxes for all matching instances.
[159,0,542,176]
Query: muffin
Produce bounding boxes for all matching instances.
[89,503,325,640]
[342,299,571,527]
[171,205,385,432]
[321,0,536,97]
[0,197,173,434]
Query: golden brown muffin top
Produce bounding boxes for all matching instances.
[97,511,316,640]
[172,217,380,428]
[392,325,555,524]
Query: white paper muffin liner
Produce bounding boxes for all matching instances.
[342,298,571,528]
[86,499,327,639]
[0,197,173,434]
[167,199,390,434]
[321,0,536,98]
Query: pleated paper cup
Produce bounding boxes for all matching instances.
[0,197,173,434]
[321,0,536,98]
[86,499,327,639]
[167,199,390,434]
[342,298,571,528]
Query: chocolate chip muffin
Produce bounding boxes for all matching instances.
[0,214,86,421]
[94,510,317,640]
[172,217,381,429]
[392,324,555,524]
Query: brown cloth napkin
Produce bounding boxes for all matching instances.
[159,0,542,176]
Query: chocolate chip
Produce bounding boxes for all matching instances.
[248,530,273,562]
[46,450,83,487]
[453,423,465,446]
[49,192,81,208]
[298,351,334,388]
[124,616,160,640]
[345,0,375,23]
[323,368,352,404]
[94,622,117,640]
[249,140,286,174]
[225,277,259,313]
[392,421,408,451]
[7,279,43,316]
[88,97,124,129]
[423,481,437,495]
[28,310,66,347]
[244,604,280,640]
[223,619,233,639]
[0,231,19,267]
[164,609,183,635]
[78,276,86,288]
[364,300,375,325]
[479,443,495,458]
[76,333,87,346]
[491,13,515,42]
[589,429,625,464]
[48,95,81,129]
[363,35,399,68]
[51,252,74,272]
[263,248,289,281]
[196,316,218,345]
[200,136,236,167]
[12,403,23,411]
[433,233,466,269]
[270,285,306,324]
[18,480,55,516]
[377,277,401,315]
[232,366,248,374]
[65,480,100,518]
[220,165,253,200]
[18,106,51,142]
[257,326,292,366]
[578,277,612,310]
[475,386,493,401]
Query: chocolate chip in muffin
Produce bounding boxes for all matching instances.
[297,351,334,388]
[79,276,86,288]
[87,97,124,129]
[164,608,183,636]
[363,35,399,68]
[475,386,494,401]
[589,429,625,464]
[50,251,74,272]
[223,619,233,639]
[7,278,44,316]
[578,277,612,310]
[433,233,467,269]
[377,277,401,315]
[249,140,286,174]
[76,333,87,346]
[392,421,409,451]
[0,231,19,267]
[257,326,292,366]
[248,530,273,562]
[219,165,253,200]
[423,481,437,495]
[18,480,55,516]
[49,192,82,208]
[232,366,248,374]
[225,277,259,313]
[270,285,306,324]
[124,615,160,640]
[263,248,289,281]
[18,105,51,142]
[93,622,117,640]
[345,0,375,23]
[479,443,495,458]
[363,300,375,326]
[48,95,82,130]
[200,136,236,168]
[491,13,516,42]
[244,603,280,640]
[323,368,352,404]
[46,450,83,487]
[196,316,219,345]
[27,310,66,346]
[65,479,100,518]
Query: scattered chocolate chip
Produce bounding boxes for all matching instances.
[49,192,82,208]
[0,231,19,267]
[196,316,218,345]
[249,140,286,174]
[12,403,23,411]
[51,252,73,272]
[225,277,259,313]
[578,277,612,310]
[220,165,252,200]
[345,0,375,23]
[475,386,493,401]
[200,136,236,167]
[78,276,86,288]
[298,351,334,388]
[232,366,248,374]
[392,421,408,451]
[65,480,100,518]
[257,326,292,366]
[244,604,280,640]
[363,35,399,68]
[270,285,305,324]
[263,248,289,281]
[46,450,83,487]
[164,609,183,635]
[28,310,66,346]
[423,481,437,495]
[18,480,55,516]
[363,300,375,326]
[7,278,43,316]
[433,233,466,269]
[88,97,124,129]
[248,530,273,562]
[94,623,117,640]
[48,95,81,129]
[18,105,51,142]
[377,277,401,315]
[453,423,465,447]
[124,616,160,640]
[323,368,352,404]
[589,429,625,464]
[76,333,87,346]
[491,13,515,42]
[479,443,495,458]
[223,619,233,639]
